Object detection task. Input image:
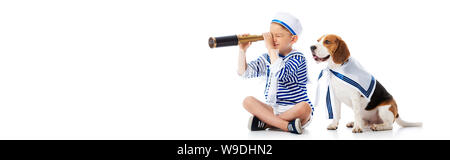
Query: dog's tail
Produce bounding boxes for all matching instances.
[395,114,422,127]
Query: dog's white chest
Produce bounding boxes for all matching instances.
[330,76,367,108]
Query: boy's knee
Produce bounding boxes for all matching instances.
[242,96,256,108]
[303,103,312,113]
[296,102,312,114]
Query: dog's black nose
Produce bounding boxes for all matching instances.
[310,45,317,51]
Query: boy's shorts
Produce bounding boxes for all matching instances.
[271,104,313,128]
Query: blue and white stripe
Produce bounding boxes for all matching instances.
[243,51,314,113]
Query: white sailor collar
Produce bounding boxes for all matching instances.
[316,57,376,119]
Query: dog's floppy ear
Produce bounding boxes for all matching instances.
[332,36,350,64]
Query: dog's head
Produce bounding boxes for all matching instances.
[310,34,350,65]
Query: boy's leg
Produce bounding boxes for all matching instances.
[277,102,312,126]
[243,96,289,132]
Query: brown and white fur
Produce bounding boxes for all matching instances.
[311,34,422,133]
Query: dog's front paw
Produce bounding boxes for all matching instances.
[352,126,363,133]
[346,122,354,128]
[327,123,338,130]
[370,125,379,131]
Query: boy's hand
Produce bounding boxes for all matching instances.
[238,33,252,52]
[263,32,275,50]
[263,32,279,63]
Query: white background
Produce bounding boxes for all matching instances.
[0,0,448,139]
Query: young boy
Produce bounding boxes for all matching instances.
[237,12,313,134]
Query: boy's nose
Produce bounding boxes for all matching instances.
[310,45,317,51]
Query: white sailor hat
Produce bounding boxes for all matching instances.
[271,12,303,36]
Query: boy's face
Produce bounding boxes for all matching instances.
[270,23,297,52]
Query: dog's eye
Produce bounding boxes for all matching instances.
[324,40,331,44]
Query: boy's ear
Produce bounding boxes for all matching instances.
[291,35,298,44]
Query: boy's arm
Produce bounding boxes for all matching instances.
[237,34,267,79]
[237,34,251,76]
[263,32,292,82]
[262,32,279,63]
[237,49,247,76]
[277,55,307,82]
[239,54,267,79]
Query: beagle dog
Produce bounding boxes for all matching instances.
[311,34,422,133]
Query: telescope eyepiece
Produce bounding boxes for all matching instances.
[208,37,216,48]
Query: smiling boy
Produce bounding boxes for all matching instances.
[237,12,313,134]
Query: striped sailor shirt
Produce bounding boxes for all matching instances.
[242,50,314,112]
